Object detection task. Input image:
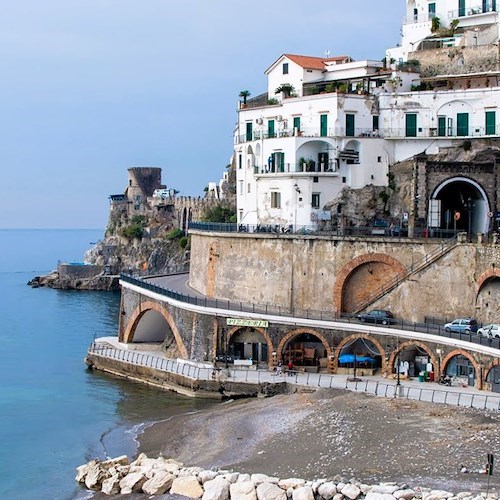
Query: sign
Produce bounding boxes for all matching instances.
[402,212,409,221]
[488,211,494,218]
[454,211,461,221]
[226,318,269,328]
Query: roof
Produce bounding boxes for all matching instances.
[265,53,352,74]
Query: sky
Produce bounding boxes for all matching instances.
[0,1,405,229]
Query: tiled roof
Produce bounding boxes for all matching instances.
[284,54,351,70]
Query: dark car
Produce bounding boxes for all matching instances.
[356,309,395,325]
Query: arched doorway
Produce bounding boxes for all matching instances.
[337,337,384,375]
[226,327,270,366]
[476,271,500,324]
[280,331,330,371]
[443,354,476,387]
[431,177,489,235]
[388,342,437,381]
[486,365,500,393]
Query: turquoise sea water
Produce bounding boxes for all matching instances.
[0,229,214,500]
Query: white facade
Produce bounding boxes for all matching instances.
[387,0,499,63]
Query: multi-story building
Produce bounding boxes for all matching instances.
[234,0,500,235]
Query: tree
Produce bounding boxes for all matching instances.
[275,83,295,98]
[239,90,251,105]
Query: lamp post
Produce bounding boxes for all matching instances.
[466,197,475,237]
[294,183,301,232]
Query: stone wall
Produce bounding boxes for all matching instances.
[189,230,500,323]
[58,263,103,279]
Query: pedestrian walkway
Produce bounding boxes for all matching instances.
[90,338,500,412]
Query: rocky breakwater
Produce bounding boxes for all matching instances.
[75,454,497,499]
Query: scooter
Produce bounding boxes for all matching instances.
[439,374,452,386]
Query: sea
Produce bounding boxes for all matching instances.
[0,229,216,500]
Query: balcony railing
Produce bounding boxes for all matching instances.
[448,2,497,18]
[383,124,500,139]
[236,127,382,144]
[403,13,435,24]
[254,162,339,175]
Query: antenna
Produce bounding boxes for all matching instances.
[324,49,330,58]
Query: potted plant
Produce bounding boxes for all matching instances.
[239,90,251,108]
[275,83,295,98]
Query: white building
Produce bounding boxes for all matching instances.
[234,1,500,232]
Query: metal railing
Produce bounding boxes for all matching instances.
[346,378,500,411]
[120,274,500,352]
[87,343,500,411]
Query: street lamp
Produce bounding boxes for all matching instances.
[294,183,301,232]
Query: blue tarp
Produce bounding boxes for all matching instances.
[338,354,375,364]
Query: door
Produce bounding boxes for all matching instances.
[272,152,285,172]
[405,113,417,137]
[346,114,355,137]
[293,116,301,132]
[438,116,446,136]
[457,112,469,136]
[485,110,496,135]
[318,152,329,171]
[246,122,253,141]
[320,114,328,137]
[268,119,275,138]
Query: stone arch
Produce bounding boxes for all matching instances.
[226,326,274,364]
[333,253,406,313]
[123,300,188,359]
[441,348,481,389]
[477,268,500,292]
[334,333,386,372]
[484,358,500,388]
[277,328,332,364]
[476,268,500,322]
[387,340,439,378]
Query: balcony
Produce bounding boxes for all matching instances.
[403,13,434,24]
[383,124,500,139]
[254,162,339,177]
[448,2,497,18]
[236,127,382,144]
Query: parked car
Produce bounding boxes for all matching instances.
[356,309,395,325]
[477,324,500,339]
[443,318,478,334]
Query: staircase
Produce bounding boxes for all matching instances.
[352,237,458,314]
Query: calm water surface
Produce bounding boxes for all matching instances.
[0,229,215,500]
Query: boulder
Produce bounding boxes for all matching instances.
[75,459,98,483]
[341,483,361,500]
[365,492,396,500]
[318,482,338,499]
[119,472,147,494]
[292,485,315,500]
[252,473,280,485]
[179,466,204,477]
[230,480,257,500]
[371,484,400,495]
[394,489,416,500]
[221,472,239,483]
[199,470,219,484]
[256,482,287,500]
[423,491,454,500]
[101,474,121,495]
[237,473,252,482]
[279,478,306,490]
[202,476,231,500]
[170,475,204,498]
[142,470,175,495]
[101,455,129,468]
[84,462,109,490]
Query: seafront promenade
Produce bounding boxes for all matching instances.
[88,337,500,411]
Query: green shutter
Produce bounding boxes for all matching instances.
[346,114,355,136]
[459,0,466,16]
[438,116,446,137]
[485,111,496,135]
[457,113,469,136]
[268,120,275,138]
[293,116,301,131]
[320,114,328,137]
[405,114,417,137]
[246,122,253,141]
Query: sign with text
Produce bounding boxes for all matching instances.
[226,318,269,328]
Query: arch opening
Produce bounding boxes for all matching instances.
[431,177,489,235]
[476,276,500,324]
[282,332,328,370]
[486,365,500,393]
[338,337,383,374]
[443,354,476,386]
[226,328,269,366]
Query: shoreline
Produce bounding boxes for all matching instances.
[137,388,500,495]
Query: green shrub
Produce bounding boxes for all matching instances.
[120,223,144,240]
[179,236,188,249]
[201,205,236,223]
[167,228,185,240]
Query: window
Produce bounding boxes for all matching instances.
[457,112,469,136]
[429,2,436,16]
[283,63,289,74]
[247,183,251,193]
[271,192,281,208]
[377,156,382,163]
[312,193,320,209]
[458,0,465,16]
[342,176,347,183]
[372,115,379,132]
[239,180,244,195]
[438,116,447,137]
[485,110,496,135]
[405,113,417,137]
[313,176,319,183]
[238,154,242,169]
[271,152,285,172]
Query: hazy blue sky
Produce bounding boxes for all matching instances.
[0,1,405,229]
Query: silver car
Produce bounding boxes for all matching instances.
[477,324,500,339]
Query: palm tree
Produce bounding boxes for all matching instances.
[239,90,251,105]
[275,83,295,98]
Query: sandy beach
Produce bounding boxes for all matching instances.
[138,387,500,495]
